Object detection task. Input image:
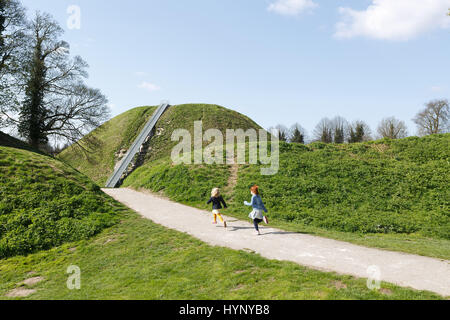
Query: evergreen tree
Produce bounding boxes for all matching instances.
[321,127,333,143]
[355,123,365,142]
[271,124,288,142]
[18,38,48,147]
[290,127,304,144]
[348,121,371,143]
[334,127,345,144]
[331,116,347,144]
[314,118,333,143]
[279,130,287,142]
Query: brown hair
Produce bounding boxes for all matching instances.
[250,185,259,195]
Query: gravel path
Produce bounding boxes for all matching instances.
[103,188,450,296]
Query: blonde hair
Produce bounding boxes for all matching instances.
[211,188,220,198]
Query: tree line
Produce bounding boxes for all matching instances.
[271,99,449,144]
[0,0,109,150]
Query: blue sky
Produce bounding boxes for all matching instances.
[21,0,450,137]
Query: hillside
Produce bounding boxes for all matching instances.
[233,135,449,239]
[123,136,450,259]
[0,131,35,152]
[0,145,119,259]
[1,113,447,299]
[124,134,449,239]
[58,106,158,185]
[59,104,262,185]
[1,139,443,300]
[60,104,450,258]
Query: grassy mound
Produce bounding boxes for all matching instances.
[59,104,261,186]
[0,131,35,152]
[58,106,158,185]
[0,146,118,259]
[142,104,262,162]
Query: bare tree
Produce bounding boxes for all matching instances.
[0,0,26,76]
[377,117,408,140]
[413,99,449,136]
[3,12,110,149]
[0,0,26,127]
[313,118,333,143]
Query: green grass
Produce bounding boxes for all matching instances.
[0,146,118,259]
[0,203,443,300]
[1,122,447,300]
[232,137,449,239]
[123,136,450,260]
[59,106,158,185]
[59,104,450,259]
[123,157,230,206]
[143,104,262,162]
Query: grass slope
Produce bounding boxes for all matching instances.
[59,104,449,259]
[1,129,445,299]
[0,203,443,300]
[59,104,261,186]
[59,106,158,185]
[143,104,262,162]
[0,146,118,259]
[233,136,449,239]
[123,135,450,260]
[0,131,35,152]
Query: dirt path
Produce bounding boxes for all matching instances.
[103,188,450,297]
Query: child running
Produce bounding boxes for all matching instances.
[244,185,269,235]
[207,188,227,228]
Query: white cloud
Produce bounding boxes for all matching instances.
[138,82,161,92]
[268,0,318,16]
[335,0,450,40]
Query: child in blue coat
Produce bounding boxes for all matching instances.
[244,185,269,235]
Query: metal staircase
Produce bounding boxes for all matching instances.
[105,102,170,188]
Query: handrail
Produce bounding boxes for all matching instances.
[105,102,170,188]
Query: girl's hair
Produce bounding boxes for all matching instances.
[250,185,259,195]
[211,188,220,198]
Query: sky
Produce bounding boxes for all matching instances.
[20,0,450,137]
